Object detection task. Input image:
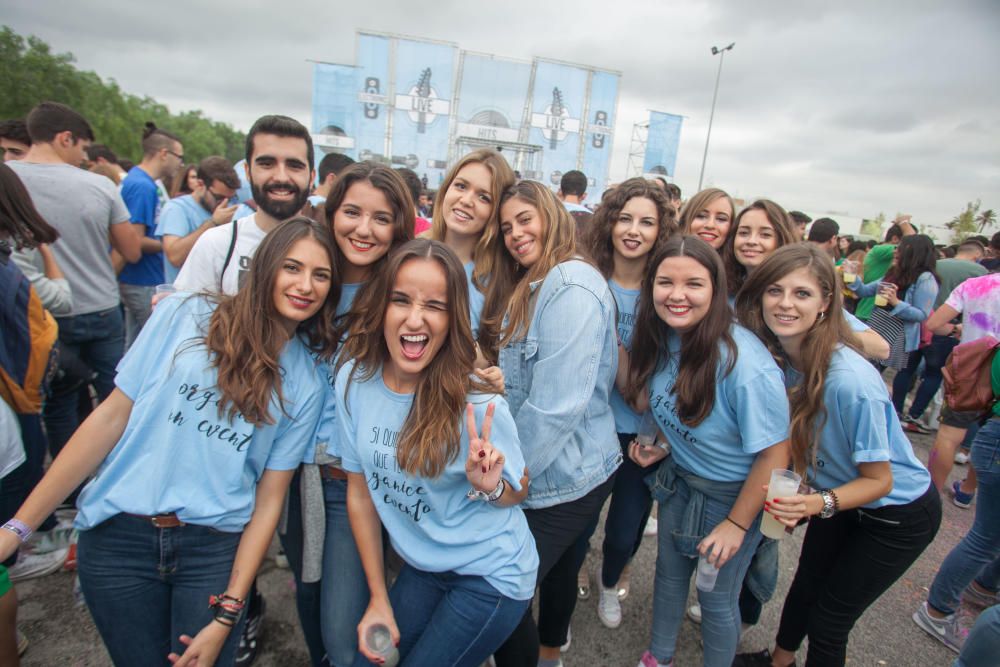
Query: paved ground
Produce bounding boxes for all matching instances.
[16,428,978,666]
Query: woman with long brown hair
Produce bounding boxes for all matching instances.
[677,187,735,252]
[483,181,621,667]
[624,235,790,667]
[0,217,340,667]
[734,244,940,667]
[336,239,536,666]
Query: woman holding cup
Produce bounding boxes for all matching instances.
[734,244,941,667]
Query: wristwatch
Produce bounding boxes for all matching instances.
[818,490,837,519]
[467,479,506,503]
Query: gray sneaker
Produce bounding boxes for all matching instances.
[912,601,964,653]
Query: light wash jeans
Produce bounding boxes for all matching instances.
[119,283,155,350]
[954,604,1000,667]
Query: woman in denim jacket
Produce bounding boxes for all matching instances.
[481,180,621,667]
[624,236,790,667]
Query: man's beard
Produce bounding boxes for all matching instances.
[251,179,309,220]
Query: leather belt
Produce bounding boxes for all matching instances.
[127,513,185,528]
[320,465,348,481]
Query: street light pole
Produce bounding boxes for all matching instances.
[698,42,734,191]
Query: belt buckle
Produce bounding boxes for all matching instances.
[151,514,182,528]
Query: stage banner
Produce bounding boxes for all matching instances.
[312,63,359,158]
[527,60,588,187]
[580,70,619,195]
[354,33,392,165]
[642,111,684,177]
[390,38,457,187]
[455,53,531,147]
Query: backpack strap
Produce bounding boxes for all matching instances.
[220,221,239,293]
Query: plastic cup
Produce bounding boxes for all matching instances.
[841,260,857,284]
[761,469,802,540]
[364,624,399,667]
[636,411,658,447]
[695,554,719,592]
[155,283,177,295]
[874,281,894,308]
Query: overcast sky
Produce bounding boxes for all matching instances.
[6,1,999,236]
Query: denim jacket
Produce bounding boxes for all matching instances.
[852,271,938,352]
[499,259,621,509]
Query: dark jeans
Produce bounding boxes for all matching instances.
[493,473,616,666]
[0,414,56,567]
[892,334,958,419]
[45,307,124,458]
[574,433,656,588]
[77,514,245,666]
[775,484,941,666]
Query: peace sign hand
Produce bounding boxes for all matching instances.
[465,402,505,493]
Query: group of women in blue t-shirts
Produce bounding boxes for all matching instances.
[0,149,943,667]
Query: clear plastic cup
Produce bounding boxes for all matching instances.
[636,411,658,447]
[155,283,177,295]
[695,554,719,592]
[874,281,895,308]
[761,469,802,540]
[364,623,399,667]
[841,260,857,284]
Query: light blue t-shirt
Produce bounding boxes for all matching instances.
[648,325,790,482]
[785,346,931,508]
[155,194,210,282]
[464,261,485,338]
[74,294,322,532]
[337,360,538,600]
[310,282,365,464]
[844,309,868,333]
[608,280,641,434]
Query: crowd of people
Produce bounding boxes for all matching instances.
[0,100,998,667]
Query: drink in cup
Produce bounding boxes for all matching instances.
[364,624,399,667]
[841,260,857,284]
[695,553,719,592]
[874,281,894,308]
[637,411,658,447]
[761,468,802,540]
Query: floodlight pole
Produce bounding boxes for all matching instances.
[698,42,734,191]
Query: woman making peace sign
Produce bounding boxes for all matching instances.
[335,239,537,667]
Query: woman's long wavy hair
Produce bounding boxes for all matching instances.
[677,187,735,241]
[338,239,486,478]
[884,234,939,295]
[625,235,736,426]
[430,149,516,291]
[721,199,797,296]
[581,177,677,279]
[204,216,341,426]
[735,243,860,476]
[479,180,579,360]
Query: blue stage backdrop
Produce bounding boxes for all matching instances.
[643,111,684,177]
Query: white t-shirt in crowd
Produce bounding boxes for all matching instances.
[173,214,266,295]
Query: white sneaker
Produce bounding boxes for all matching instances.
[686,603,702,623]
[9,547,68,582]
[561,625,571,652]
[643,515,658,536]
[598,586,622,628]
[954,450,970,464]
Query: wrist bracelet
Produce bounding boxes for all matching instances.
[2,519,33,544]
[725,516,747,532]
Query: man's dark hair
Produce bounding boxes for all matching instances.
[245,115,313,168]
[197,156,240,190]
[808,217,839,243]
[85,143,118,163]
[884,223,903,243]
[788,210,812,225]
[560,170,587,197]
[967,235,989,248]
[25,101,95,143]
[118,158,135,172]
[957,239,986,255]
[396,168,422,207]
[318,152,355,183]
[0,119,31,146]
[991,231,1000,252]
[141,122,182,157]
[665,183,682,201]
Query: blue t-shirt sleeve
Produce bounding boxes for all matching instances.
[157,201,197,238]
[844,309,868,332]
[266,369,324,471]
[114,294,196,399]
[121,179,159,230]
[727,370,790,453]
[336,363,363,474]
[836,389,893,466]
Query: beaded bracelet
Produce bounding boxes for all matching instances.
[209,593,245,627]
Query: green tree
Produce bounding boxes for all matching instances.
[860,212,885,239]
[946,200,981,244]
[0,26,244,163]
[976,208,996,234]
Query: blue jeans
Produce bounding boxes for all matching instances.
[45,307,124,457]
[929,417,1000,615]
[77,514,245,666]
[955,604,1000,667]
[650,478,763,666]
[119,283,155,351]
[893,334,958,419]
[353,565,530,667]
[281,474,368,667]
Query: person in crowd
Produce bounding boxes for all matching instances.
[84,144,125,180]
[787,211,811,242]
[677,188,734,252]
[157,156,240,282]
[981,231,1000,272]
[855,216,917,320]
[558,169,590,214]
[0,121,31,162]
[281,161,413,667]
[310,152,355,210]
[849,234,939,372]
[624,235,790,667]
[837,235,853,264]
[485,181,620,667]
[170,164,198,199]
[733,243,941,667]
[894,239,987,435]
[418,189,434,218]
[428,148,516,339]
[396,167,431,235]
[806,217,840,261]
[337,239,536,666]
[0,216,339,666]
[664,183,682,215]
[576,177,676,629]
[0,401,25,665]
[118,122,184,348]
[8,102,140,465]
